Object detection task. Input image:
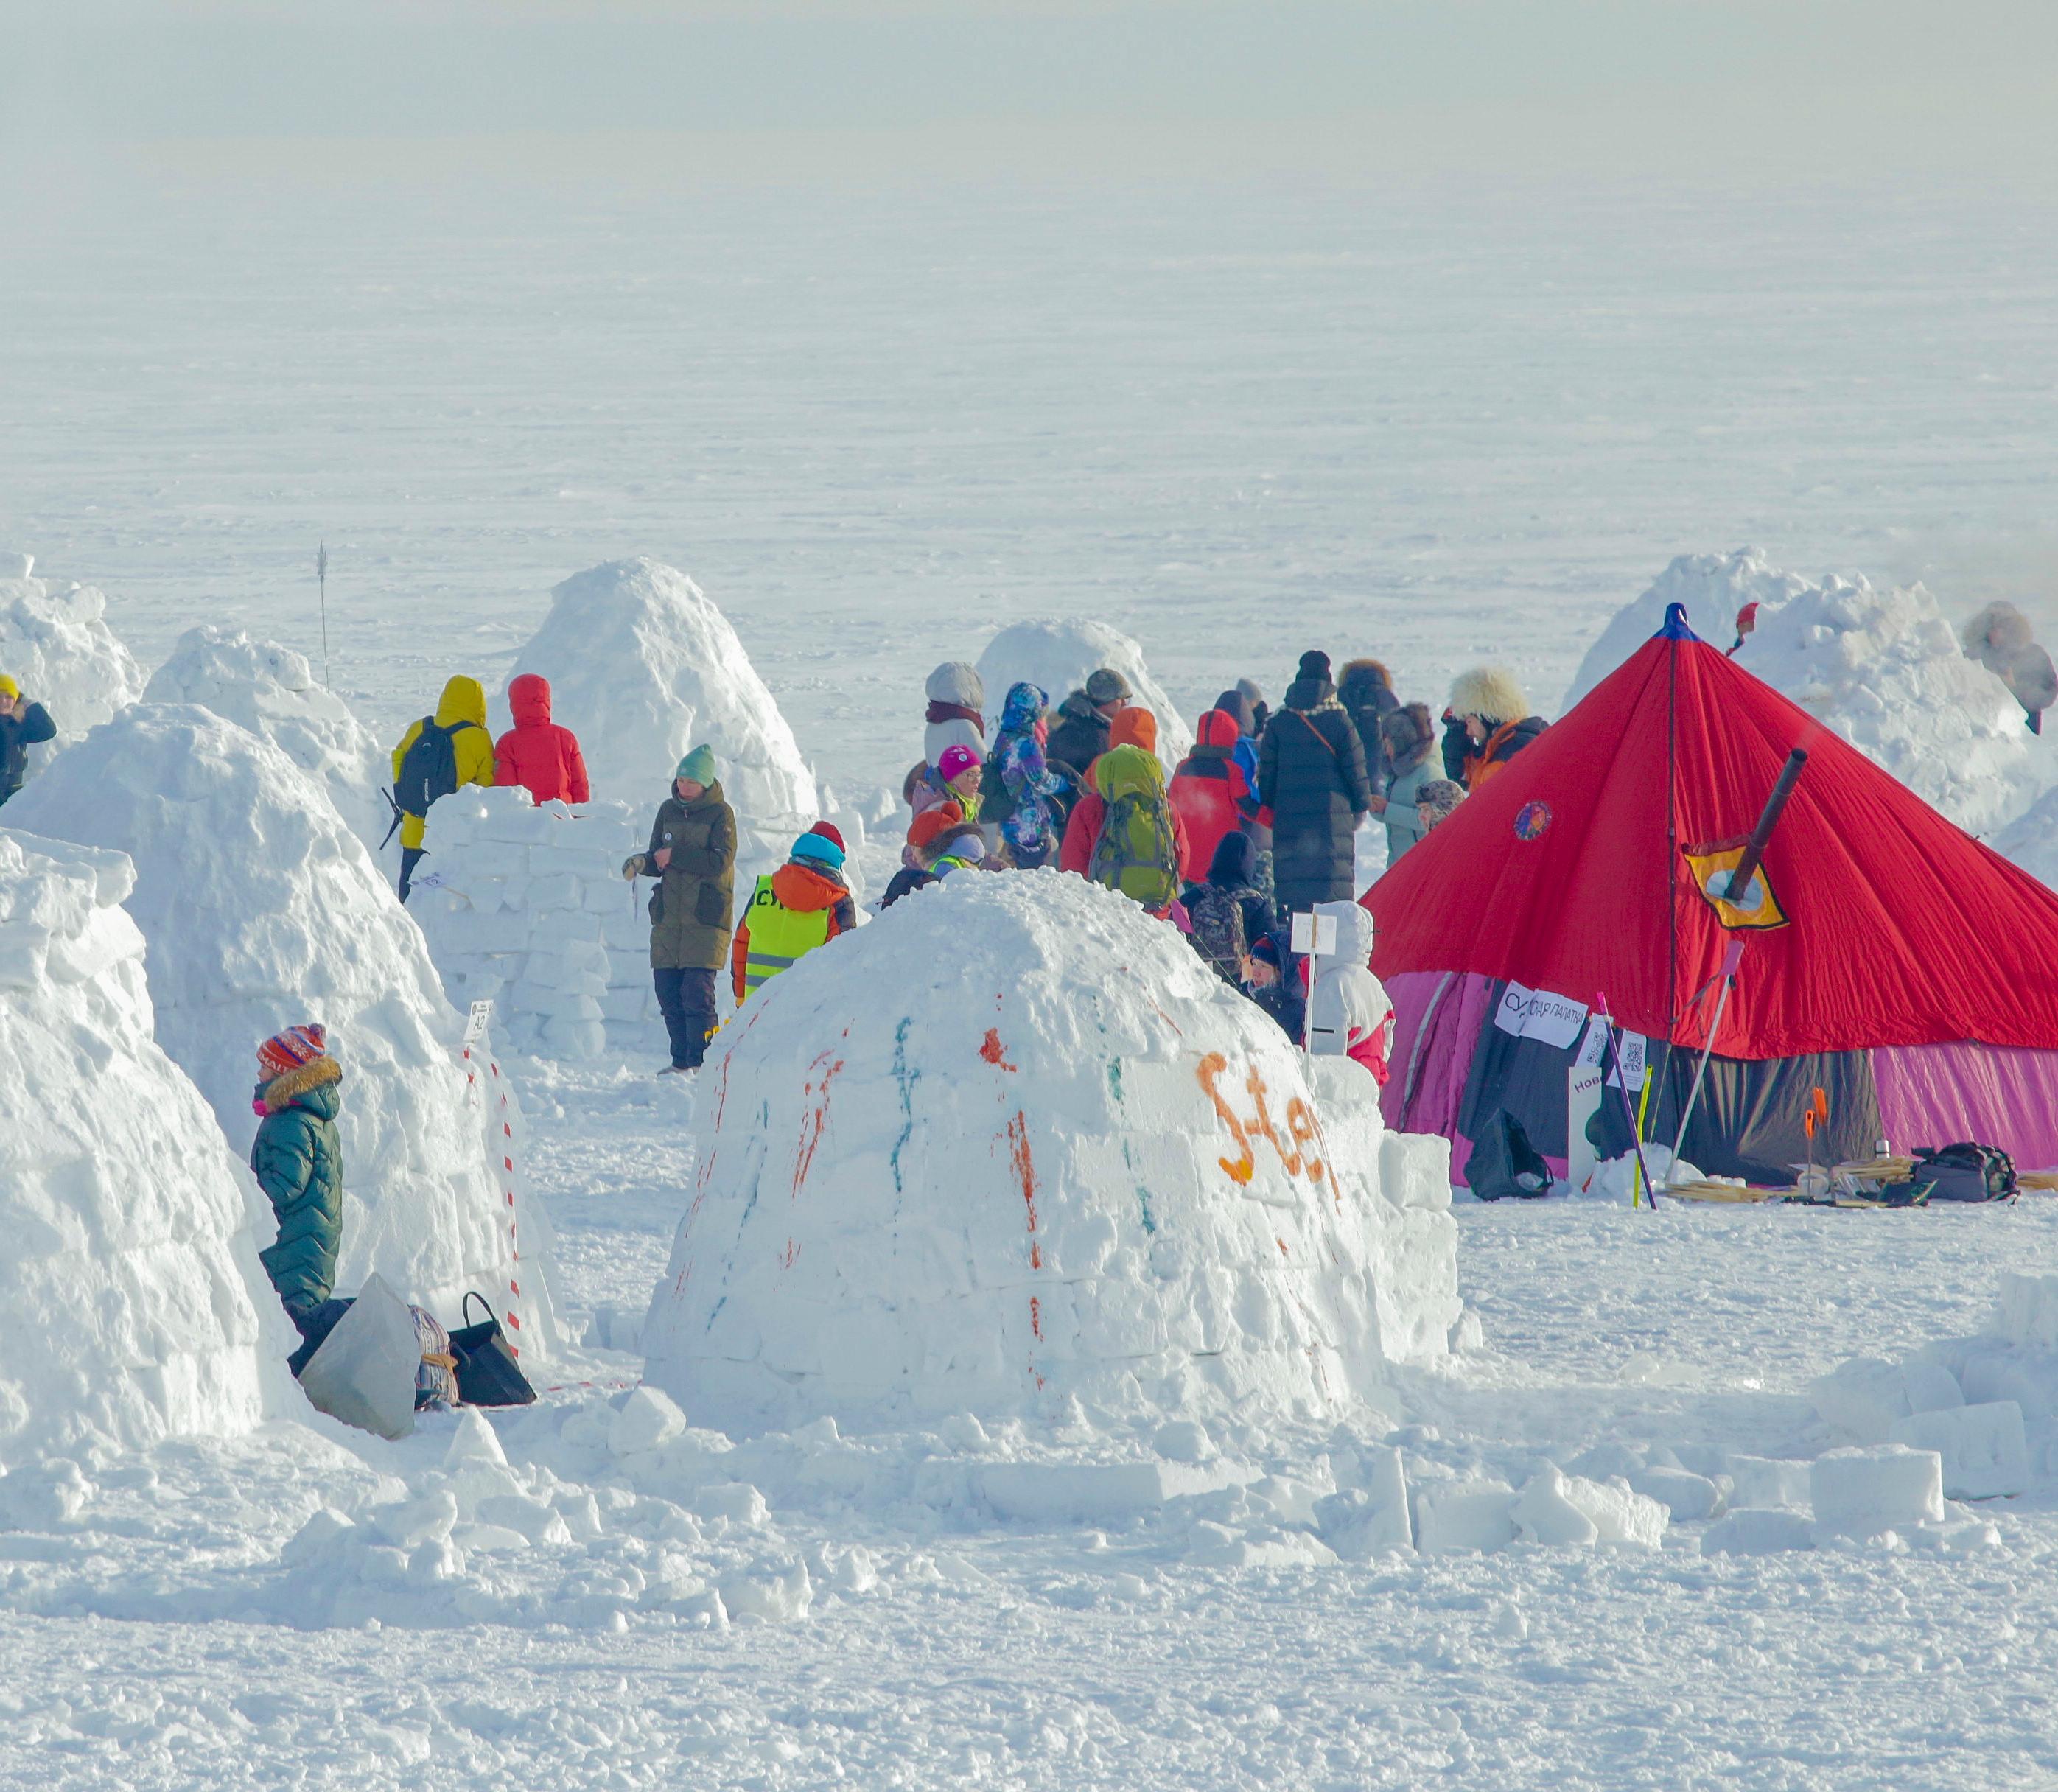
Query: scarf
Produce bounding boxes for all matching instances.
[925,699,984,735]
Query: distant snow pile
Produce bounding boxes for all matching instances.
[508,559,816,845]
[0,553,146,784]
[0,830,293,1463]
[643,872,1457,1434]
[1568,550,2045,834]
[4,707,563,1351]
[143,624,390,855]
[977,619,1192,770]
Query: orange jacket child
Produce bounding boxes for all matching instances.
[494,673,591,805]
[731,825,858,1003]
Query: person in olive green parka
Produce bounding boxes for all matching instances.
[249,1024,345,1331]
[623,746,738,1074]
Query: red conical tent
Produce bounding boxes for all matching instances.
[1368,606,2058,1181]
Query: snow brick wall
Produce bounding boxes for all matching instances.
[0,552,147,787]
[977,617,1192,771]
[643,872,1457,1435]
[4,706,564,1353]
[144,623,391,858]
[0,829,295,1463]
[1568,550,2047,836]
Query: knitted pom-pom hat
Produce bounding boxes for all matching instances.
[258,1023,328,1078]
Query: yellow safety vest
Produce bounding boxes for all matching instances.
[738,875,834,1000]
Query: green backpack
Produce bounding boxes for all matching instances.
[1090,786,1181,908]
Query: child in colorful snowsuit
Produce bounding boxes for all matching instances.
[732,826,858,1004]
[981,682,1069,869]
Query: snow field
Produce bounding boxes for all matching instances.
[0,830,295,1465]
[643,871,1459,1434]
[2,705,564,1352]
[976,617,1194,771]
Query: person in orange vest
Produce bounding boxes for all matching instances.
[731,825,858,1004]
[1448,666,1546,791]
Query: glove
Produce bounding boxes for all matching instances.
[621,855,645,881]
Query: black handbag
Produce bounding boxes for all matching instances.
[449,1293,538,1406]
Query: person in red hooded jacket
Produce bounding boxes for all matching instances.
[495,673,591,805]
[1167,709,1247,883]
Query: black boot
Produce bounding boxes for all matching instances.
[398,846,425,903]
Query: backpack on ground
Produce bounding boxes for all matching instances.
[393,717,478,821]
[1468,1107,1552,1201]
[1186,884,1250,984]
[1906,1141,2017,1203]
[1090,788,1181,909]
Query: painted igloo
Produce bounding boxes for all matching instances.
[643,872,1457,1434]
[976,617,1192,770]
[0,829,295,1463]
[143,624,390,857]
[1566,550,2045,835]
[5,706,563,1352]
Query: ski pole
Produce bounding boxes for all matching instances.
[1595,995,1657,1207]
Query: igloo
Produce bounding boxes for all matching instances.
[144,625,390,857]
[0,829,295,1463]
[4,706,563,1353]
[643,872,1457,1435]
[508,559,816,841]
[976,618,1192,770]
[0,553,147,785]
[1566,550,2046,834]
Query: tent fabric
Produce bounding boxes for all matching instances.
[1368,610,2058,1058]
[1873,1043,2058,1169]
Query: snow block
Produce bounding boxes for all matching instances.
[1902,1362,1966,1415]
[609,1386,687,1458]
[1313,1446,1412,1558]
[1998,1273,2058,1349]
[979,1459,1249,1525]
[1888,1401,2029,1500]
[1513,1465,1666,1549]
[1630,1466,1724,1522]
[1725,1455,1812,1511]
[1810,1355,1911,1443]
[642,872,1457,1434]
[297,1274,421,1441]
[1701,1508,1816,1556]
[1414,1480,1516,1553]
[1810,1445,1945,1536]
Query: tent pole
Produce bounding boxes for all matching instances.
[1670,938,1745,1167]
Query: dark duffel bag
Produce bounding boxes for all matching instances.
[1468,1107,1553,1201]
[1907,1142,2017,1204]
[449,1292,538,1406]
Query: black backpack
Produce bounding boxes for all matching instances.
[394,717,478,819]
[1907,1142,2017,1203]
[1468,1108,1552,1201]
[1186,884,1250,984]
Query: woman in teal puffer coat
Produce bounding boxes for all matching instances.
[250,1024,344,1332]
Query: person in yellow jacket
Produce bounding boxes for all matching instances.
[389,675,497,901]
[731,825,858,1004]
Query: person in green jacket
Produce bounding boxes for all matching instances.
[249,1024,344,1334]
[623,746,738,1074]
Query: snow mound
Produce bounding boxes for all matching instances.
[1567,550,2045,834]
[0,560,147,785]
[977,619,1192,769]
[143,625,390,856]
[508,559,816,842]
[0,829,293,1463]
[1992,786,2058,887]
[4,707,563,1351]
[643,870,1457,1435]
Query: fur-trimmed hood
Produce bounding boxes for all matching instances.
[257,1054,341,1116]
[1449,665,1528,727]
[1382,701,1435,770]
[1338,659,1393,701]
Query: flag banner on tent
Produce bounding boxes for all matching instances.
[1683,836,1789,931]
[1493,981,1589,1050]
[1575,1015,1646,1090]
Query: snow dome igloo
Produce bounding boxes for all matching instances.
[508,559,816,843]
[5,706,563,1351]
[0,830,294,1463]
[1567,550,2045,835]
[144,624,389,857]
[976,617,1192,770]
[0,553,147,782]
[643,873,1457,1434]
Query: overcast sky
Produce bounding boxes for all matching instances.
[7,1,2057,180]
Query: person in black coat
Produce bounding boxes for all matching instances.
[1256,650,1373,917]
[0,678,56,808]
[1337,659,1399,790]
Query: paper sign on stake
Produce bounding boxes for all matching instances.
[1575,1015,1647,1090]
[463,998,494,1050]
[1567,1064,1605,1194]
[1494,981,1589,1051]
[1290,911,1338,956]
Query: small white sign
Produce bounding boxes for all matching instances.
[1575,1016,1647,1090]
[1567,1065,1605,1194]
[463,999,494,1050]
[1290,911,1339,956]
[1492,981,1589,1051]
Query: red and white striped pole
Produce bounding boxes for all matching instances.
[461,1001,522,1356]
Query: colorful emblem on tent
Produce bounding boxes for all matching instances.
[1683,836,1789,931]
[1513,801,1552,841]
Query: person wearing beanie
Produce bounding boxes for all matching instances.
[249,1024,344,1332]
[1448,666,1546,790]
[808,820,846,853]
[936,742,984,821]
[1168,710,1247,883]
[929,817,993,876]
[1371,702,1438,863]
[1045,667,1131,777]
[494,673,591,807]
[1416,777,1466,834]
[0,673,55,808]
[882,805,962,905]
[981,681,1071,869]
[389,675,496,902]
[732,826,858,1004]
[1257,651,1372,918]
[623,746,736,1073]
[923,662,987,771]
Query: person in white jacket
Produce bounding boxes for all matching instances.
[923,662,987,769]
[1305,900,1395,1085]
